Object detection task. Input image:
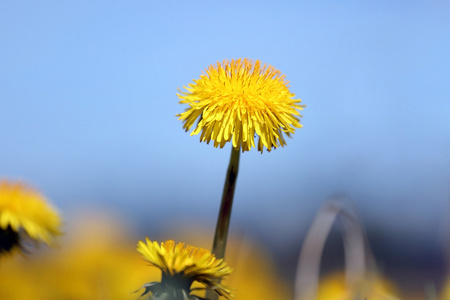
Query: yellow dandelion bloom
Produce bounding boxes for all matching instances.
[137,238,232,300]
[177,58,305,153]
[0,180,61,255]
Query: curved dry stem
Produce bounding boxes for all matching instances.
[294,194,368,300]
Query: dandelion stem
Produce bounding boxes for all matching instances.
[212,147,240,260]
[207,147,240,300]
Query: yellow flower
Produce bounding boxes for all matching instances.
[137,239,232,300]
[177,58,304,153]
[0,180,61,255]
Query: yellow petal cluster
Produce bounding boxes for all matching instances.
[177,58,304,153]
[137,238,232,298]
[0,180,61,246]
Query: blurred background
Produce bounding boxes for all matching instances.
[1,1,449,299]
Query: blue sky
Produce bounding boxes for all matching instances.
[1,1,449,252]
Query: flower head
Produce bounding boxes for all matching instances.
[0,180,61,255]
[177,58,304,153]
[136,239,232,300]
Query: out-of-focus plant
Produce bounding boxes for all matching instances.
[222,238,291,300]
[0,212,290,300]
[316,272,400,300]
[441,277,450,300]
[0,180,61,256]
[295,194,401,300]
[0,212,158,300]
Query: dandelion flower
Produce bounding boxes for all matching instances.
[136,239,232,300]
[177,58,305,153]
[0,180,61,255]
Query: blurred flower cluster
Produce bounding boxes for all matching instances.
[0,212,291,300]
[0,212,155,299]
[1,209,449,299]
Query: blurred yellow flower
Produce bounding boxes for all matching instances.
[177,58,304,152]
[441,276,450,300]
[317,272,400,300]
[137,238,232,299]
[0,211,159,300]
[0,180,61,255]
[222,239,291,300]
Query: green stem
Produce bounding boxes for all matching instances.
[212,147,240,259]
[207,147,240,300]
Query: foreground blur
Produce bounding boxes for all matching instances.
[0,212,291,300]
[0,211,448,300]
